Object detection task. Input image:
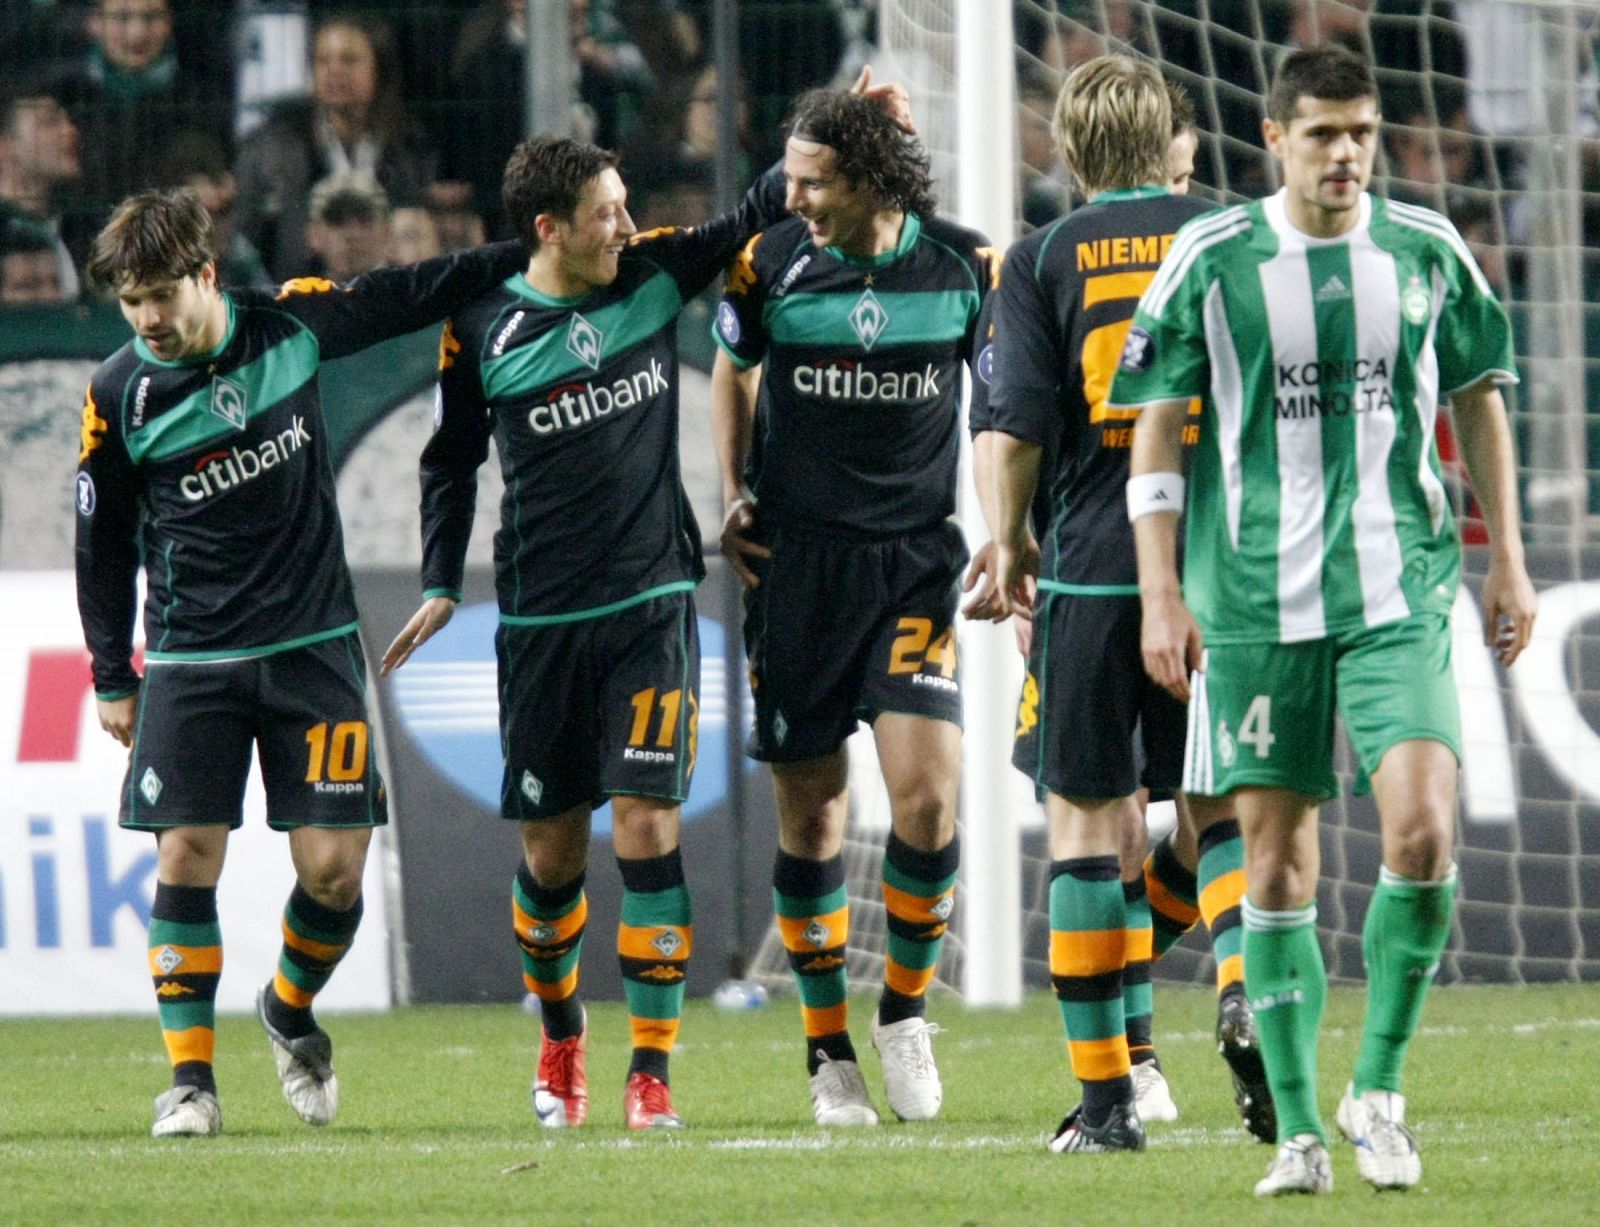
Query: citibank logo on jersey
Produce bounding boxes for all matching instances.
[792,358,942,404]
[179,415,311,501]
[529,359,667,436]
[386,602,748,833]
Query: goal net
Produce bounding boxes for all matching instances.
[748,0,1600,997]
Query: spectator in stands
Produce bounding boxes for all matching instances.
[1284,0,1371,54]
[445,0,655,236]
[235,10,437,280]
[1386,96,1493,217]
[153,130,272,289]
[1017,80,1068,227]
[0,214,70,304]
[624,64,748,224]
[388,204,440,265]
[55,0,232,218]
[305,170,389,282]
[0,76,83,299]
[423,180,487,252]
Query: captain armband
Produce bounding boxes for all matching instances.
[1126,472,1185,523]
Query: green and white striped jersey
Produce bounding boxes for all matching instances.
[1108,190,1516,645]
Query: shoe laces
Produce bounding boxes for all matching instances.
[630,1074,674,1117]
[882,1021,941,1078]
[540,1034,582,1095]
[812,1052,866,1104]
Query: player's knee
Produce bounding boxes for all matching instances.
[1383,808,1454,880]
[887,782,956,849]
[297,855,366,911]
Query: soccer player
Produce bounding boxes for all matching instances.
[975,55,1265,1154]
[1114,45,1537,1195]
[709,88,991,1126]
[377,70,909,1133]
[75,187,525,1137]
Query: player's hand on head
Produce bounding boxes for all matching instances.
[1141,590,1201,702]
[850,64,917,135]
[961,541,1009,622]
[1481,555,1537,667]
[720,495,770,588]
[381,596,458,676]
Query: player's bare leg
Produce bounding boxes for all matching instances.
[1236,787,1331,1194]
[1338,738,1457,1189]
[612,794,691,1129]
[1045,792,1146,1152]
[149,825,228,1137]
[772,751,876,1124]
[519,807,593,1127]
[871,713,960,1121]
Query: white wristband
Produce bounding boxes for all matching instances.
[1126,472,1185,522]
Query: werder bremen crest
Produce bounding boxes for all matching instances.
[209,375,248,430]
[566,313,604,370]
[849,289,889,351]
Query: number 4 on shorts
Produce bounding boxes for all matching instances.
[1239,695,1275,759]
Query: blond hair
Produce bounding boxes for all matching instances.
[1052,55,1172,197]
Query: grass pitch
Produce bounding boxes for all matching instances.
[2,984,1596,1225]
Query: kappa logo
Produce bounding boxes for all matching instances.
[155,982,195,997]
[209,375,248,430]
[774,253,811,298]
[132,375,152,428]
[140,767,163,805]
[651,928,685,959]
[849,289,890,351]
[1315,274,1351,303]
[492,309,526,357]
[566,313,604,370]
[154,945,184,974]
[802,920,831,948]
[521,770,544,804]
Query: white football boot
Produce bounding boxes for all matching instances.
[1337,1083,1422,1190]
[809,1052,880,1126]
[871,1013,943,1121]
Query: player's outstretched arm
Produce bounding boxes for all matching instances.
[279,240,526,363]
[381,596,458,676]
[711,349,770,588]
[1451,378,1537,665]
[1130,398,1200,701]
[990,431,1042,622]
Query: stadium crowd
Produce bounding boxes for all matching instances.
[7,0,1597,309]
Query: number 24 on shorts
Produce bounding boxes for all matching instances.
[889,617,956,678]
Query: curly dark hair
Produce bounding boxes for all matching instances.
[502,136,620,250]
[786,89,937,217]
[87,188,213,289]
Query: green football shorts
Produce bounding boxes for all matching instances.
[1182,614,1460,800]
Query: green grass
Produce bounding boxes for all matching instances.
[3,985,1597,1225]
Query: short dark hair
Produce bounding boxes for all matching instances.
[1267,45,1378,127]
[0,70,70,137]
[501,136,619,251]
[87,187,213,289]
[786,89,937,217]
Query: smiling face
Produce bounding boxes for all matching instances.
[116,263,223,360]
[783,136,881,255]
[1264,93,1379,237]
[546,167,634,292]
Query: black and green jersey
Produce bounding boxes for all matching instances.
[75,242,525,696]
[418,169,785,621]
[713,212,993,538]
[981,188,1214,590]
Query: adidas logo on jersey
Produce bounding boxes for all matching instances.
[529,358,668,435]
[1314,274,1351,302]
[178,416,311,502]
[792,361,941,403]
